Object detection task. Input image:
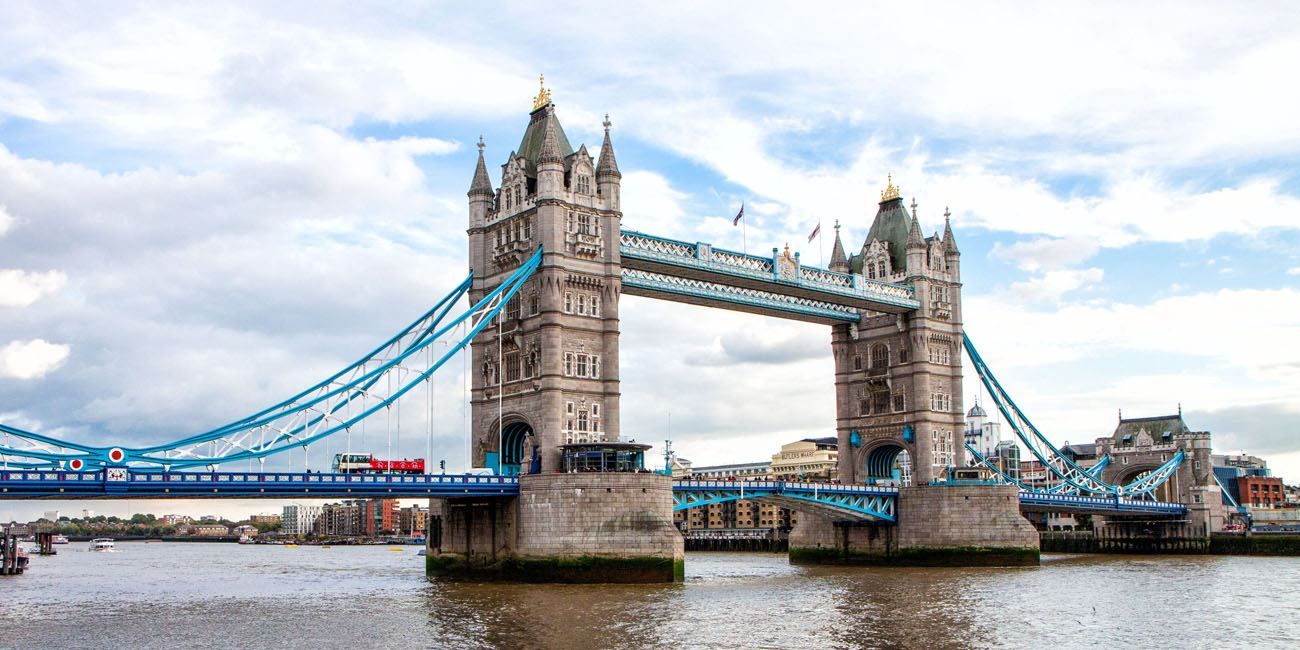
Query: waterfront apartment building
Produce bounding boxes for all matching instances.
[281,504,323,537]
[316,501,363,537]
[1238,476,1286,508]
[399,505,427,536]
[308,499,401,537]
[365,499,400,536]
[249,513,281,525]
[188,524,230,536]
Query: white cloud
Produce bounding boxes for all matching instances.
[1287,267,1300,276]
[0,269,67,307]
[0,339,70,379]
[1006,268,1104,303]
[619,170,688,234]
[991,237,1100,273]
[0,204,12,237]
[966,287,1300,390]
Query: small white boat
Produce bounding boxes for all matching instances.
[52,535,70,545]
[89,538,115,552]
[237,535,254,545]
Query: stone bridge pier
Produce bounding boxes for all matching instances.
[789,484,1041,566]
[426,472,683,583]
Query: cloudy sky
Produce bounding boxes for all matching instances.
[2,2,1299,520]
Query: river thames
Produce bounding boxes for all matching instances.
[1,542,1296,649]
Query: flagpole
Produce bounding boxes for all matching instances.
[818,219,824,267]
[742,208,748,255]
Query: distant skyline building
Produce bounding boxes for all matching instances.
[963,400,1001,464]
[281,504,322,537]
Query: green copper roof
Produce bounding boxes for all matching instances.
[851,197,910,274]
[516,104,574,178]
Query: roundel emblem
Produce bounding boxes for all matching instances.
[69,458,84,471]
[108,448,125,464]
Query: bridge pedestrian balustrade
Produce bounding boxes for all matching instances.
[619,230,920,323]
[0,469,520,499]
[1016,491,1188,516]
[670,480,1188,521]
[672,480,899,522]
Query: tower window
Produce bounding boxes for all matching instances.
[871,344,888,369]
[873,392,889,414]
[853,356,862,371]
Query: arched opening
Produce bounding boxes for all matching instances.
[864,443,912,486]
[498,420,534,477]
[1117,465,1177,502]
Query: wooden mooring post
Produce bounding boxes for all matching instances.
[1,533,30,575]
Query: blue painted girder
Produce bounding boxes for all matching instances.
[0,469,519,499]
[673,480,898,522]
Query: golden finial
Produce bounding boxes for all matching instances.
[532,74,552,110]
[880,174,900,202]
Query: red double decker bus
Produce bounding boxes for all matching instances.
[332,453,425,474]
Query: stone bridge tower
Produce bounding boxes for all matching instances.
[466,79,624,474]
[831,178,965,486]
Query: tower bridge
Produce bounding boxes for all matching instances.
[0,81,1222,582]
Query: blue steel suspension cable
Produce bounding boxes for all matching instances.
[964,335,1186,495]
[0,249,542,469]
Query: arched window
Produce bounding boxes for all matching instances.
[853,356,862,371]
[871,344,888,369]
[877,261,886,277]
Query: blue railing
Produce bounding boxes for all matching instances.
[0,469,520,499]
[620,230,919,310]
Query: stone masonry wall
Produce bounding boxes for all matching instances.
[896,484,1039,552]
[517,472,683,561]
[789,484,1039,566]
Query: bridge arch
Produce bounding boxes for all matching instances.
[1114,464,1177,501]
[863,442,912,486]
[487,415,535,477]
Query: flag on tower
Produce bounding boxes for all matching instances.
[807,222,821,243]
[732,203,745,226]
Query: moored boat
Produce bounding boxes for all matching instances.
[89,538,115,552]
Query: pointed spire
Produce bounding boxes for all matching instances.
[942,206,960,254]
[539,116,563,165]
[906,206,925,249]
[469,135,492,196]
[829,220,848,273]
[597,113,621,179]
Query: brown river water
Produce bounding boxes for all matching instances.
[0,542,1296,649]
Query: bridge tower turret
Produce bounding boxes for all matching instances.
[596,114,622,211]
[465,77,624,475]
[833,179,964,487]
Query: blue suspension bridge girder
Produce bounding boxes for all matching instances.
[0,469,1188,516]
[0,249,545,471]
[962,335,1186,498]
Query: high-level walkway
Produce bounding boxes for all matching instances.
[620,230,919,324]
